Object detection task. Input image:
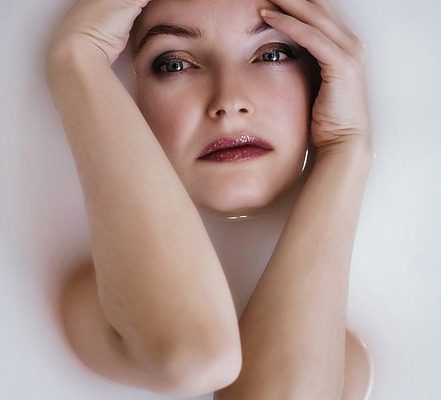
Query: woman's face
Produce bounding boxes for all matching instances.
[131,0,314,217]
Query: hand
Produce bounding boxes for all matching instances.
[47,0,151,66]
[260,0,372,153]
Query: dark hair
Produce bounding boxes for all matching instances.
[129,10,144,57]
[303,51,321,105]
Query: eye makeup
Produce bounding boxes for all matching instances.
[150,42,300,77]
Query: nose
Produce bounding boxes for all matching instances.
[207,67,255,119]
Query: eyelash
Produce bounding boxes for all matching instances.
[151,43,299,76]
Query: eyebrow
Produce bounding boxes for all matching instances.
[134,21,274,57]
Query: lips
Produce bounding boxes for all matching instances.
[198,134,273,159]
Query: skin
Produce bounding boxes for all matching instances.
[130,0,319,218]
[45,0,373,397]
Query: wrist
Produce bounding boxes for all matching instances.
[314,136,374,170]
[316,133,373,157]
[46,38,109,87]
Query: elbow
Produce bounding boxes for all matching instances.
[139,333,243,397]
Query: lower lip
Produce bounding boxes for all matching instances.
[199,146,272,162]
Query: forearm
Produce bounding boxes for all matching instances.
[215,144,373,400]
[46,47,239,368]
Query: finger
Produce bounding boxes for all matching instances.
[308,0,345,29]
[260,9,348,74]
[265,0,359,54]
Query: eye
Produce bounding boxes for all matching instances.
[150,43,299,77]
[256,43,299,65]
[151,52,194,75]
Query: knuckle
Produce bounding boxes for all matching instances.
[352,41,366,64]
[122,0,143,5]
[341,39,366,70]
[338,56,363,78]
[307,26,324,47]
[309,2,327,21]
[348,28,363,43]
[349,30,365,51]
[343,40,364,62]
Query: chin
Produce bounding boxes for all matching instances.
[193,185,280,218]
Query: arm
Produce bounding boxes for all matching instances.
[46,44,241,388]
[214,143,373,400]
[214,1,373,397]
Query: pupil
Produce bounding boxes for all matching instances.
[167,61,182,72]
[265,51,279,61]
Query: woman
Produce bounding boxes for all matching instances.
[46,0,374,398]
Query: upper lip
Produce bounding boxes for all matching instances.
[198,133,274,158]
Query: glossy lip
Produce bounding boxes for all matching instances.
[198,134,274,159]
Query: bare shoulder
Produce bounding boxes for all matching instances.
[59,264,161,390]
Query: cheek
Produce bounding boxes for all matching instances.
[251,61,310,102]
[262,69,311,132]
[136,81,199,153]
[135,65,310,152]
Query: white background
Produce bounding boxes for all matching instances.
[1,0,440,399]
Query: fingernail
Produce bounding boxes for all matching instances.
[260,9,279,18]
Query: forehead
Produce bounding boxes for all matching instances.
[142,0,275,16]
[134,0,278,40]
